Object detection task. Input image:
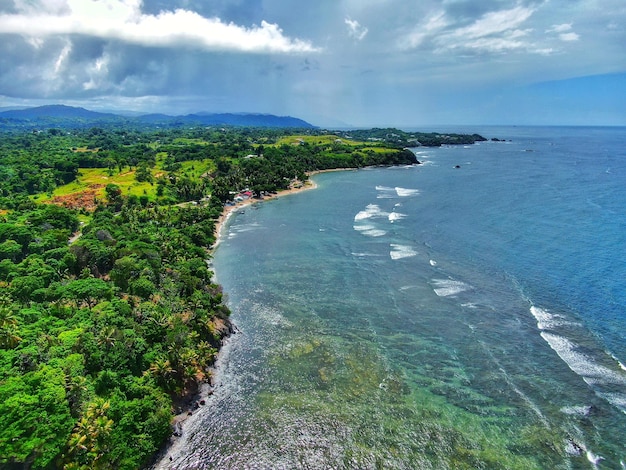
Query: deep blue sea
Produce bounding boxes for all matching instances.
[158,127,626,469]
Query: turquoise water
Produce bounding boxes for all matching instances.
[161,127,626,469]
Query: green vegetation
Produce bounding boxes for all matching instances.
[0,124,484,469]
[342,127,488,147]
[0,201,227,469]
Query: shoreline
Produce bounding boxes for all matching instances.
[211,172,332,250]
[152,165,419,467]
[151,174,324,467]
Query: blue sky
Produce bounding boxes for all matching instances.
[0,0,624,127]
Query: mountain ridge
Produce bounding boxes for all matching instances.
[0,104,316,128]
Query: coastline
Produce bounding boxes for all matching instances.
[151,174,323,468]
[211,173,326,250]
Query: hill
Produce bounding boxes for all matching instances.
[0,105,316,129]
[0,104,119,120]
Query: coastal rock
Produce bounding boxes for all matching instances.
[211,316,235,342]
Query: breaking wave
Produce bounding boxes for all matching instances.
[431,278,472,297]
[532,306,626,413]
[395,187,420,197]
[389,244,417,260]
[354,204,389,221]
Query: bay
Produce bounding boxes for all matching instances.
[156,126,626,469]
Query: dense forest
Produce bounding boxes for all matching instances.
[0,123,483,469]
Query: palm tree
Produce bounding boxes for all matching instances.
[65,375,87,416]
[0,304,21,349]
[146,357,176,389]
[64,399,114,469]
[197,340,217,367]
[96,326,117,349]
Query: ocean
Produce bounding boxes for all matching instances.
[157,126,626,469]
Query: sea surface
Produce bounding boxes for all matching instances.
[158,126,626,469]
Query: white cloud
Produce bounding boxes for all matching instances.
[53,41,71,74]
[345,17,368,41]
[546,23,579,42]
[403,10,448,49]
[401,6,542,55]
[0,0,319,54]
[13,0,70,15]
[450,6,535,40]
[559,32,580,41]
[548,23,573,33]
[83,54,111,91]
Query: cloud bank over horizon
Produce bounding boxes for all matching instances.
[0,0,624,126]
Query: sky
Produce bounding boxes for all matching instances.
[0,0,625,127]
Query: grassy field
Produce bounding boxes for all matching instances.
[273,134,393,154]
[172,137,210,146]
[34,168,155,204]
[33,154,216,210]
[176,159,215,179]
[274,134,359,146]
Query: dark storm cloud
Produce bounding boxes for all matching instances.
[0,0,624,125]
[0,0,17,13]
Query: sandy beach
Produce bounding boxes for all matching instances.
[211,177,319,250]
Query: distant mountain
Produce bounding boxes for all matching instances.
[0,105,315,129]
[152,112,314,128]
[135,113,176,123]
[0,104,119,120]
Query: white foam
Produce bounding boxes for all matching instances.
[559,405,591,416]
[587,451,604,468]
[389,244,417,260]
[376,186,396,198]
[540,332,626,387]
[388,212,407,223]
[362,229,387,237]
[354,204,389,221]
[530,306,562,330]
[354,205,391,237]
[429,259,437,266]
[610,352,626,371]
[354,210,372,221]
[395,187,420,197]
[432,279,471,297]
[351,252,382,258]
[596,392,626,412]
[530,306,580,330]
[564,441,582,456]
